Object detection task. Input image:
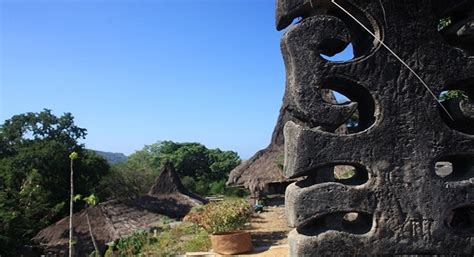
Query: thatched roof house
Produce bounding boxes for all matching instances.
[147,161,207,206]
[33,162,206,256]
[227,104,292,198]
[227,91,347,199]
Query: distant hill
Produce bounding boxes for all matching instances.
[90,150,128,165]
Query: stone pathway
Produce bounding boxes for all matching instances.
[185,245,289,257]
[247,205,289,247]
[185,205,290,256]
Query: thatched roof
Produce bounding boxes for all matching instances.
[226,103,291,196]
[33,162,206,256]
[33,200,166,256]
[148,161,207,205]
[227,91,346,196]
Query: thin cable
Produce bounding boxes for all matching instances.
[331,0,454,120]
[378,0,388,28]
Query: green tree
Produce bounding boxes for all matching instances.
[208,149,240,181]
[156,141,240,195]
[160,141,210,178]
[100,141,241,198]
[98,162,157,200]
[0,109,110,255]
[439,89,469,101]
[126,142,163,172]
[97,143,164,200]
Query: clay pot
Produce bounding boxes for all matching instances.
[210,231,253,255]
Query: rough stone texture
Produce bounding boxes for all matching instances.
[277,0,474,255]
[226,91,345,197]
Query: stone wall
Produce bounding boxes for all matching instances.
[278,0,474,255]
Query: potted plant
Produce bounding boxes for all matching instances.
[195,199,253,255]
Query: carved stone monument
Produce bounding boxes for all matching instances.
[278,0,474,255]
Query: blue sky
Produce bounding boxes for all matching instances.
[0,0,351,159]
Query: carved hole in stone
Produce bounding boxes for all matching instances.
[434,156,474,181]
[341,212,372,234]
[438,80,474,134]
[438,2,474,56]
[321,89,350,105]
[447,205,474,235]
[278,0,379,57]
[326,0,381,58]
[343,212,358,222]
[333,164,367,185]
[297,211,372,236]
[296,164,368,187]
[322,78,376,133]
[439,90,470,101]
[346,109,360,133]
[319,41,355,62]
[282,16,304,30]
[334,165,356,180]
[435,161,453,178]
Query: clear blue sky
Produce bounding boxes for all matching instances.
[0,0,351,159]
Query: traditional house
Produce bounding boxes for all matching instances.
[33,161,206,256]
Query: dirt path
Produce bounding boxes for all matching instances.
[186,205,290,257]
[246,205,290,247]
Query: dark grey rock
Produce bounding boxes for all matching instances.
[457,20,474,37]
[277,0,474,255]
[461,99,474,119]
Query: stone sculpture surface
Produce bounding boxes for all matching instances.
[278,0,474,255]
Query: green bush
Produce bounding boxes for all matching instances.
[184,229,210,252]
[114,230,152,256]
[438,17,452,31]
[141,222,210,256]
[109,223,210,256]
[439,90,469,101]
[198,199,252,234]
[209,179,225,195]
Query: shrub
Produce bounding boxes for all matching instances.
[183,205,204,225]
[109,223,210,256]
[183,228,210,252]
[209,179,225,195]
[439,90,469,101]
[114,230,153,256]
[141,222,210,256]
[198,199,253,234]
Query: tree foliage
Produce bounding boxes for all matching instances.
[0,109,110,255]
[100,141,241,199]
[0,110,243,255]
[439,89,469,101]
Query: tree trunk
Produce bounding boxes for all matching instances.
[69,158,74,257]
[86,211,100,256]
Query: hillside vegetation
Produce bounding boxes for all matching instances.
[91,150,128,165]
[0,109,243,256]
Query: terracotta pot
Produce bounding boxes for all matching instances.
[210,231,253,255]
